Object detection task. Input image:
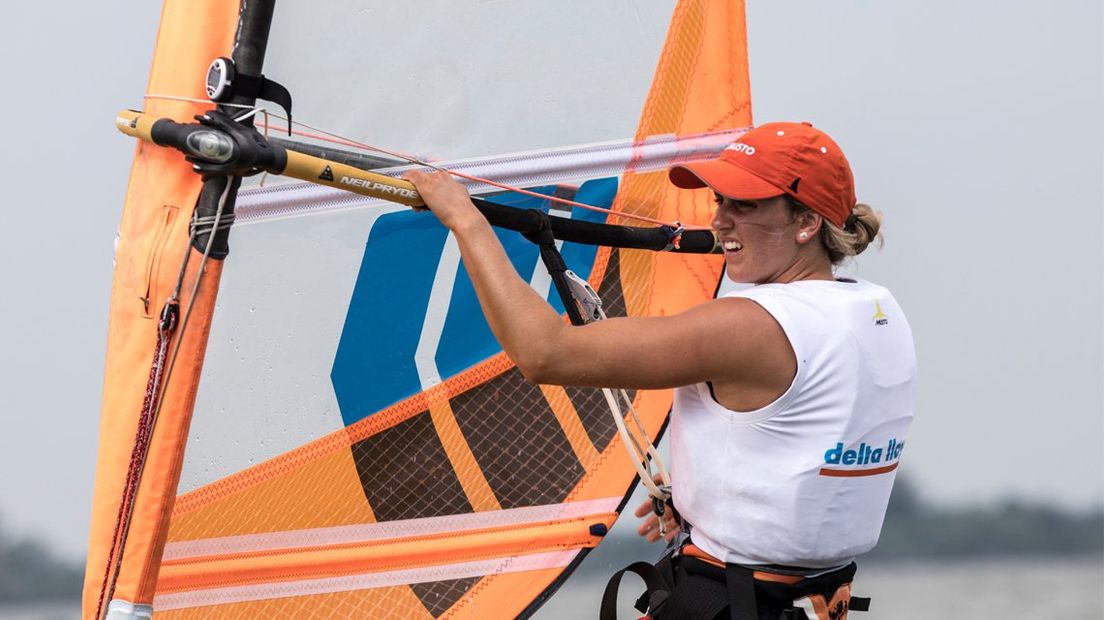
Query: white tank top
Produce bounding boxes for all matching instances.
[670,278,916,568]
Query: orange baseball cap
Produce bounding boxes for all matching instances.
[669,122,856,228]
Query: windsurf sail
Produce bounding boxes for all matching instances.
[85,1,752,618]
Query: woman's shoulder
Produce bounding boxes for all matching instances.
[718,278,901,348]
[721,278,892,302]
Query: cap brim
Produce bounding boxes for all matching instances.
[669,159,784,200]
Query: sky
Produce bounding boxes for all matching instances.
[0,0,1100,564]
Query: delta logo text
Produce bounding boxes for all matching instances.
[725,142,756,155]
[819,438,905,477]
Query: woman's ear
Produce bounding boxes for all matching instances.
[796,211,822,244]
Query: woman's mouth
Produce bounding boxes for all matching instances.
[721,239,743,253]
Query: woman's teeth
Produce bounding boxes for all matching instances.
[722,240,743,251]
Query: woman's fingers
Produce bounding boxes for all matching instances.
[401,170,479,228]
[634,497,679,543]
[637,515,661,543]
[662,516,679,543]
[635,498,659,541]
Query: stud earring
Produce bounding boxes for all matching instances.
[799,232,808,240]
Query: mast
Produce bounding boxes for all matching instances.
[193,0,277,259]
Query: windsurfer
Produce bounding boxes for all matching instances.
[404,121,916,620]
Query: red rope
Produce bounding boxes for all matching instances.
[95,302,178,619]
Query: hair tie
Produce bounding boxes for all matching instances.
[844,212,859,231]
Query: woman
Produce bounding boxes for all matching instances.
[404,122,916,620]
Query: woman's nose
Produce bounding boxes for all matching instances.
[712,208,732,232]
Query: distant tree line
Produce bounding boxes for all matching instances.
[865,477,1104,561]
[0,523,83,602]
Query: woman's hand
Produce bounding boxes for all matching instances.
[634,476,680,544]
[403,170,483,232]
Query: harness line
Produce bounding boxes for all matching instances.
[596,305,673,534]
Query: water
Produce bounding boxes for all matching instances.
[5,558,1099,619]
[0,603,79,620]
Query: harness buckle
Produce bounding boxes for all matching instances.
[563,269,602,322]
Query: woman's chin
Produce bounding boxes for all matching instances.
[725,264,756,284]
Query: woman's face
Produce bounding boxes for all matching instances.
[711,193,804,284]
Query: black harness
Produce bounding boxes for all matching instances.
[601,543,870,620]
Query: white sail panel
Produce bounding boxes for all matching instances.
[259,1,678,160]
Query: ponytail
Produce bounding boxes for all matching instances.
[788,199,884,265]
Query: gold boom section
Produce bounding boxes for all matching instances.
[115,109,425,207]
[282,150,424,207]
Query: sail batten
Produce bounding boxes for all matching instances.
[153,549,581,612]
[233,129,746,224]
[163,497,621,560]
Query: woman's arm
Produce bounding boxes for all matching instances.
[403,171,792,392]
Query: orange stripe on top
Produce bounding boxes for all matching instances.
[819,462,899,477]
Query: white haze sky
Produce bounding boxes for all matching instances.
[0,1,1100,562]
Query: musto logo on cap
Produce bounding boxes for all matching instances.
[725,142,756,155]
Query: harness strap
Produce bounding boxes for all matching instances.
[725,564,760,620]
[521,209,586,327]
[600,561,672,620]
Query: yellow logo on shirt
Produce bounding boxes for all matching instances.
[872,299,889,326]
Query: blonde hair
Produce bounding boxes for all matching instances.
[787,199,883,265]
